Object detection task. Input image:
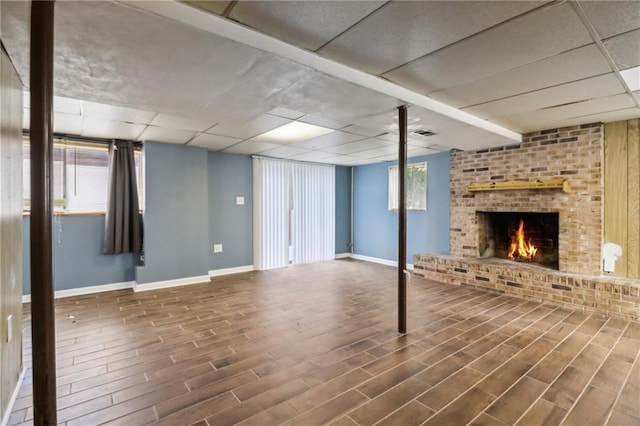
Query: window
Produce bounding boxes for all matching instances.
[388,162,427,210]
[22,138,143,212]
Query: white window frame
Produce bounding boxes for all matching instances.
[22,137,143,213]
[388,162,427,211]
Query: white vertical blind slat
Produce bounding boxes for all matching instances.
[254,158,335,270]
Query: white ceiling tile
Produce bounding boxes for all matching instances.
[229,1,386,51]
[288,150,336,162]
[374,154,399,162]
[222,140,279,155]
[290,130,365,149]
[375,133,400,142]
[54,96,82,115]
[577,107,640,124]
[318,155,361,166]
[430,44,611,108]
[53,112,84,135]
[338,158,375,166]
[188,133,241,151]
[209,114,291,139]
[183,1,231,15]
[4,1,310,125]
[320,1,543,75]
[604,29,640,70]
[408,137,438,149]
[150,113,216,132]
[137,126,197,144]
[297,114,351,130]
[581,1,640,40]
[493,93,637,133]
[267,107,305,120]
[259,146,310,159]
[464,74,626,119]
[383,2,593,93]
[350,145,398,159]
[408,147,441,157]
[341,125,386,138]
[326,138,392,154]
[82,118,146,140]
[82,100,157,124]
[272,71,400,124]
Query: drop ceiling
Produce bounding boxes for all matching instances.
[2,0,639,166]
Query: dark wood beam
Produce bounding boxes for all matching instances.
[30,1,58,424]
[398,105,407,334]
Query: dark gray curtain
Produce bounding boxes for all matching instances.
[103,140,143,254]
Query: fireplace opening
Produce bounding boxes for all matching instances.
[477,212,559,270]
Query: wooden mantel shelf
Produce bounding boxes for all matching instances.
[467,178,571,193]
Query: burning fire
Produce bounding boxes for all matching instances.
[508,219,538,260]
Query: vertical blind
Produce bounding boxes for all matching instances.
[253,158,291,270]
[253,157,335,270]
[291,162,335,264]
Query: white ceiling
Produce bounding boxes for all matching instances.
[2,0,639,165]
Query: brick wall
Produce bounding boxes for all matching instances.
[450,123,603,275]
[414,254,640,322]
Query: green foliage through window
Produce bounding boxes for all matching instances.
[388,162,427,210]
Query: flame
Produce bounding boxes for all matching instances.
[508,219,538,260]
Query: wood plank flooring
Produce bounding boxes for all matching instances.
[9,259,640,425]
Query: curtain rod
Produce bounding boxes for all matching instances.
[22,130,143,148]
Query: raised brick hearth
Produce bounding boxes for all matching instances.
[414,123,640,321]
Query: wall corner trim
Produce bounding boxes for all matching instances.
[209,265,254,277]
[1,366,27,426]
[22,281,135,303]
[349,253,414,270]
[133,275,210,293]
[334,253,351,259]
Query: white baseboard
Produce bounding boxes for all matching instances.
[209,265,254,277]
[22,281,135,303]
[1,366,26,426]
[134,275,210,292]
[334,253,351,259]
[349,253,414,270]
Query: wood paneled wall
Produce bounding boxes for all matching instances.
[604,119,640,279]
[0,47,24,421]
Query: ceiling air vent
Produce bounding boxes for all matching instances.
[412,129,437,137]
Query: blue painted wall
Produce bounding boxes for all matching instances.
[208,152,253,270]
[22,144,357,293]
[22,215,136,295]
[352,152,451,263]
[136,142,210,283]
[335,166,352,254]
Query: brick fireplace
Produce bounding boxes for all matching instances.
[414,123,640,321]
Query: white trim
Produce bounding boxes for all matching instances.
[209,265,254,277]
[1,367,26,426]
[334,253,350,259]
[123,1,521,143]
[22,281,135,303]
[133,275,210,292]
[349,253,414,270]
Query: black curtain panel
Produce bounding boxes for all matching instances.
[103,140,143,254]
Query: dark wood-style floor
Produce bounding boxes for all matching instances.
[9,259,640,425]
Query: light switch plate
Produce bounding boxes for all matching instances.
[214,244,223,253]
[236,196,245,205]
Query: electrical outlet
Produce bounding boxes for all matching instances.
[214,244,223,253]
[236,196,245,205]
[7,315,12,343]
